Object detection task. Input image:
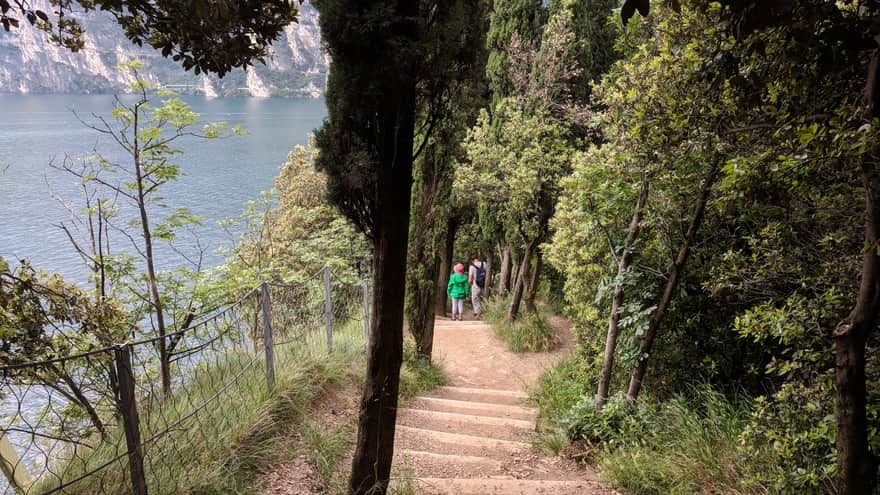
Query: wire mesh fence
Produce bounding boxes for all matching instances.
[1,267,368,495]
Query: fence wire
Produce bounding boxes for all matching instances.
[1,267,368,495]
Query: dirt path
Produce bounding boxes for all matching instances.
[391,315,617,495]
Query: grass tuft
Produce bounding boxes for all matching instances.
[387,467,420,495]
[483,297,558,353]
[399,355,447,400]
[531,428,569,455]
[303,420,351,484]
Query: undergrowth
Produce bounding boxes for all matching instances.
[189,319,367,494]
[34,316,447,495]
[483,296,558,352]
[533,357,772,494]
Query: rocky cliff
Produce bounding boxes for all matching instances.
[0,2,326,97]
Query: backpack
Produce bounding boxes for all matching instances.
[473,262,486,289]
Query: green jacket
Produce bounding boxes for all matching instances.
[447,272,470,299]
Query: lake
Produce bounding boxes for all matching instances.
[0,94,327,281]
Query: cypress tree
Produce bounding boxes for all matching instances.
[312,2,419,492]
[486,0,546,102]
[313,0,486,491]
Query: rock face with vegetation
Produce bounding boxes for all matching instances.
[0,0,326,96]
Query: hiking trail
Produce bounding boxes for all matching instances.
[391,316,618,495]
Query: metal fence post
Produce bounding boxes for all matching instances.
[114,344,148,495]
[0,430,31,491]
[324,266,333,352]
[362,279,370,343]
[260,281,276,391]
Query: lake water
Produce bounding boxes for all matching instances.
[0,94,327,281]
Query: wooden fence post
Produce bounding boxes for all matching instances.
[260,282,276,391]
[0,430,31,492]
[362,279,370,343]
[324,266,333,352]
[114,344,148,495]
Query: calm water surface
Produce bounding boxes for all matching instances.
[0,94,327,280]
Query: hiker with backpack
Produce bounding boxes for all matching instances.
[469,254,486,318]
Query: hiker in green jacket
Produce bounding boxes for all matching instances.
[447,262,470,321]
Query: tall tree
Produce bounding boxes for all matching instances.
[486,0,545,102]
[56,61,243,396]
[313,1,483,491]
[595,173,647,409]
[548,0,619,102]
[405,0,487,360]
[312,3,417,492]
[458,103,572,321]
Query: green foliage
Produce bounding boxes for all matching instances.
[214,142,369,294]
[31,320,367,495]
[730,293,880,492]
[303,421,351,485]
[486,0,546,101]
[560,392,646,448]
[739,382,837,493]
[0,261,127,434]
[458,102,573,248]
[539,383,759,494]
[543,1,880,490]
[0,258,128,361]
[547,0,620,102]
[597,390,754,494]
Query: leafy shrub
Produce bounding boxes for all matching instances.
[740,382,839,493]
[537,375,765,494]
[559,392,647,447]
[734,294,880,492]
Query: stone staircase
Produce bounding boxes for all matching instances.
[390,320,614,495]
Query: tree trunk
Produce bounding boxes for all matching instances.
[498,245,511,297]
[832,48,880,495]
[435,215,457,317]
[51,369,106,437]
[131,108,170,398]
[627,166,717,402]
[510,246,521,296]
[507,241,533,321]
[405,141,449,361]
[348,35,417,494]
[597,177,648,410]
[483,259,493,297]
[524,251,542,313]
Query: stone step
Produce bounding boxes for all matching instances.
[406,478,615,495]
[410,396,537,421]
[397,408,533,442]
[394,425,530,459]
[393,449,502,479]
[426,386,530,407]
